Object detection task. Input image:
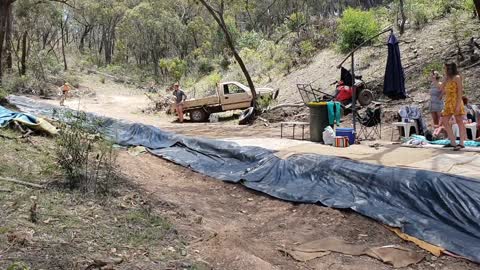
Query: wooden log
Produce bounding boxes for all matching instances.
[268,103,305,111]
[0,176,45,189]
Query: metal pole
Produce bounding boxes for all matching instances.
[351,53,356,133]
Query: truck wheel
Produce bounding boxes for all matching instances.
[358,89,374,107]
[190,109,208,122]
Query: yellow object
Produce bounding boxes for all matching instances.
[389,227,444,257]
[442,80,465,116]
[307,101,328,106]
[14,117,58,136]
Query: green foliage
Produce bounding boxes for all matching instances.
[257,93,275,110]
[299,40,316,59]
[286,12,306,32]
[193,71,222,96]
[197,57,215,75]
[6,262,30,270]
[338,8,380,53]
[422,61,444,78]
[56,112,118,195]
[238,31,263,50]
[159,58,187,82]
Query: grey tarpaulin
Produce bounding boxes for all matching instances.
[7,95,480,263]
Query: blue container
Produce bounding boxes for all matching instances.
[336,128,356,145]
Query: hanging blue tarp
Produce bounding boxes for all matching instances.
[6,95,480,263]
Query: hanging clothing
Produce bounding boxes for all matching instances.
[383,34,406,99]
[327,101,342,126]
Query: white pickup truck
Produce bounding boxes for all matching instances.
[171,81,278,122]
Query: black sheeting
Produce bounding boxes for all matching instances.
[7,95,480,263]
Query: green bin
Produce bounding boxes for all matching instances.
[307,102,329,143]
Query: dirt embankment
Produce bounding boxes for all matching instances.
[273,15,480,121]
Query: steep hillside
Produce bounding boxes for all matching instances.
[274,15,480,107]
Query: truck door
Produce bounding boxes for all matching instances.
[220,83,251,111]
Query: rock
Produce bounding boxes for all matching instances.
[431,256,438,261]
[429,46,434,50]
[247,198,253,201]
[167,247,176,252]
[181,249,187,256]
[194,250,200,253]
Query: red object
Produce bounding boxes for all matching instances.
[336,85,353,102]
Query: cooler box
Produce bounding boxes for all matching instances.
[336,128,355,145]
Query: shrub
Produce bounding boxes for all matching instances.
[257,93,275,111]
[0,86,9,100]
[338,8,380,53]
[286,12,306,32]
[197,57,215,75]
[56,112,118,195]
[299,40,316,60]
[159,58,187,82]
[6,262,30,270]
[238,31,263,50]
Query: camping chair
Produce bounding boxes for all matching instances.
[356,105,382,141]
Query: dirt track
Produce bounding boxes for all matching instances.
[120,152,478,270]
[37,75,480,269]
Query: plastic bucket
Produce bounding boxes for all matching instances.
[336,128,355,145]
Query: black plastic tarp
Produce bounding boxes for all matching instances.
[7,95,480,263]
[384,34,407,99]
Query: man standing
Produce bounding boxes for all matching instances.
[173,82,187,123]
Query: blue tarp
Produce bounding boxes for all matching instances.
[6,95,480,263]
[383,34,407,99]
[0,105,38,127]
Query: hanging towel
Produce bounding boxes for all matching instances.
[327,101,342,126]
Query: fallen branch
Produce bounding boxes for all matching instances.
[0,188,12,192]
[464,61,480,69]
[268,103,304,111]
[257,116,269,123]
[0,177,45,189]
[0,134,17,140]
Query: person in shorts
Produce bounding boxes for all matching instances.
[59,82,71,106]
[172,82,187,123]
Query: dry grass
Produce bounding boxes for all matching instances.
[0,129,193,270]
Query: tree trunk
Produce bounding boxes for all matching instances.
[20,31,28,75]
[474,0,480,20]
[0,2,10,82]
[399,0,406,35]
[79,25,91,53]
[198,0,257,106]
[5,4,12,69]
[60,20,67,71]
